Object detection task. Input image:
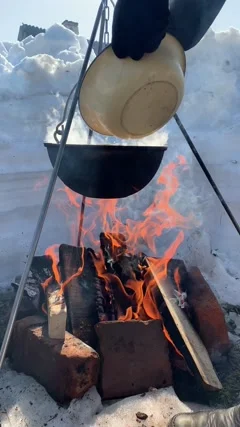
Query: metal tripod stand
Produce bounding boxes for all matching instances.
[0,0,108,368]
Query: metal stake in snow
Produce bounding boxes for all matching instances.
[0,1,104,368]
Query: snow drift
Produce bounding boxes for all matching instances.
[0,23,239,304]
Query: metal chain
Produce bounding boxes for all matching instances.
[104,0,110,45]
[54,83,77,144]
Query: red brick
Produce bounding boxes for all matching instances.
[188,267,230,360]
[95,319,172,399]
[9,316,100,402]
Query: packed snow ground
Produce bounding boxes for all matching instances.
[0,361,209,427]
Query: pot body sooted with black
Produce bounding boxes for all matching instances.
[45,143,167,199]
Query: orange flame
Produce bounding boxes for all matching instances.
[174,266,181,293]
[44,157,195,326]
[119,306,133,321]
[177,154,189,171]
[163,325,183,358]
[34,175,49,191]
[147,231,185,282]
[45,245,61,284]
[60,246,85,294]
[57,186,81,209]
[41,276,53,292]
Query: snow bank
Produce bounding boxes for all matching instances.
[0,24,96,99]
[0,23,239,304]
[0,363,206,427]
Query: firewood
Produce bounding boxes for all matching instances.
[147,259,223,391]
[46,283,67,340]
[100,232,143,282]
[95,277,109,322]
[59,244,98,347]
[100,232,127,270]
[11,255,53,319]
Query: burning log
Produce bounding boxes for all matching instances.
[100,232,127,272]
[59,244,98,347]
[100,232,143,282]
[11,255,52,319]
[167,259,190,295]
[95,277,109,322]
[46,282,67,340]
[91,247,117,321]
[147,259,223,391]
[99,232,147,319]
[94,275,116,322]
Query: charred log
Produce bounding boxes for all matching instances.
[11,255,52,319]
[100,232,143,281]
[95,277,109,322]
[114,254,144,283]
[167,259,190,293]
[59,244,98,348]
[94,275,116,321]
[100,232,127,274]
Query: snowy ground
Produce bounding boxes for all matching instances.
[0,361,208,427]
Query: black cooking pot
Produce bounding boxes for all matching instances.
[44,143,167,199]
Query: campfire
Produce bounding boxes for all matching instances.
[9,157,230,403]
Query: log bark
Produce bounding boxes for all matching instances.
[59,244,98,348]
[100,232,143,283]
[11,255,52,319]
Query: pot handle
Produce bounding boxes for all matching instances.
[168,0,226,51]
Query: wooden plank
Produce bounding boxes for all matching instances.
[147,259,222,391]
[47,285,67,340]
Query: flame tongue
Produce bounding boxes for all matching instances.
[43,156,195,326]
[45,245,61,285]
